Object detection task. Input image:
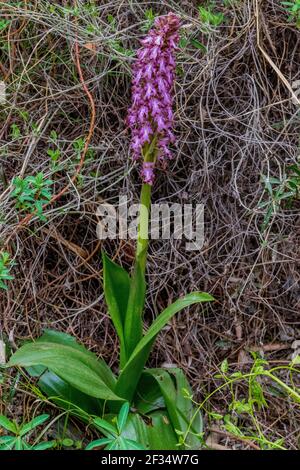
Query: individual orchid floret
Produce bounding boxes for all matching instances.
[127,12,180,184]
[141,161,155,185]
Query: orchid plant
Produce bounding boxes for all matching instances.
[7,13,214,450]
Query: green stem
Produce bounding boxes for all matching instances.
[135,134,157,272]
[122,138,156,363]
[136,182,151,274]
[265,371,300,403]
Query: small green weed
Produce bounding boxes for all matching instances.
[0,252,14,290]
[282,1,300,27]
[10,124,21,140]
[0,20,11,32]
[11,172,53,221]
[0,414,55,450]
[73,137,95,161]
[185,354,300,450]
[141,8,157,32]
[86,403,144,450]
[199,3,224,27]
[259,164,300,231]
[47,148,61,163]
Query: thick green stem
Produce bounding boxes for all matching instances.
[135,135,157,271]
[123,138,156,363]
[136,182,151,274]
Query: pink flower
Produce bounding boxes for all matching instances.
[159,60,167,74]
[157,77,167,94]
[144,63,154,79]
[145,82,155,99]
[140,124,152,144]
[150,98,160,115]
[150,46,160,59]
[155,35,163,46]
[156,115,166,132]
[127,12,180,184]
[141,162,155,185]
[138,106,148,122]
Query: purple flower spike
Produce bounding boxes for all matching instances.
[127,12,180,184]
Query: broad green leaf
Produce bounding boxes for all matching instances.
[38,371,103,417]
[141,370,180,432]
[122,412,178,450]
[134,374,165,414]
[142,368,203,449]
[28,329,116,390]
[117,402,130,433]
[102,251,130,366]
[0,415,17,433]
[116,342,153,401]
[26,364,46,377]
[168,369,202,435]
[85,438,112,450]
[8,342,122,401]
[116,292,214,401]
[38,329,110,367]
[124,259,145,359]
[38,329,90,351]
[20,414,49,436]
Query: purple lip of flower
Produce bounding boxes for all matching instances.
[127,12,180,184]
[141,162,155,185]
